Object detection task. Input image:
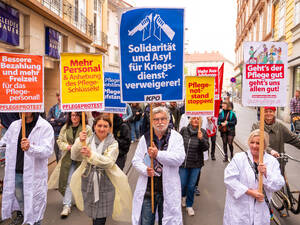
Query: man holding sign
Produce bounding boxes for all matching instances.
[132,106,185,225]
[0,113,54,225]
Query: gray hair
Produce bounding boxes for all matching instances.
[152,106,170,122]
[247,129,269,150]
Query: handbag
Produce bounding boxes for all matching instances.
[218,112,229,132]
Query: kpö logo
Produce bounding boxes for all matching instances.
[144,94,162,102]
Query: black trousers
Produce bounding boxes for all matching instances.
[93,217,106,225]
[210,135,216,157]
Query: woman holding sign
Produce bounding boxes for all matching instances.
[218,101,237,162]
[70,115,132,225]
[223,129,284,225]
[48,112,92,218]
[179,117,209,216]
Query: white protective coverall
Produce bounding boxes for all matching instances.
[223,150,284,225]
[132,129,185,225]
[0,116,54,225]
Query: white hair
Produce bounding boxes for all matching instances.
[152,106,170,122]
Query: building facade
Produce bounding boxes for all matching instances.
[184,51,235,96]
[235,0,273,99]
[273,0,300,121]
[0,0,131,113]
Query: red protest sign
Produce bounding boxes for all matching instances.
[0,53,44,112]
[197,67,219,100]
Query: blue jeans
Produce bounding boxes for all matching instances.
[15,173,24,212]
[63,162,77,207]
[140,193,164,225]
[179,167,201,207]
[130,120,141,141]
[15,173,42,225]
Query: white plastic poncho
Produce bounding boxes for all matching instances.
[0,117,54,225]
[223,150,284,225]
[132,129,186,225]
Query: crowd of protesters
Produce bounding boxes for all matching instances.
[0,93,296,225]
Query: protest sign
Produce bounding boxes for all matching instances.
[120,8,184,102]
[103,72,126,113]
[60,53,104,112]
[185,76,215,117]
[197,66,219,100]
[0,53,44,112]
[214,63,224,117]
[242,42,287,106]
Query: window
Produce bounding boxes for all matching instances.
[294,66,300,93]
[94,0,102,44]
[114,46,119,63]
[278,0,286,37]
[42,0,62,16]
[266,1,272,34]
[259,12,263,40]
[295,1,300,25]
[74,0,86,33]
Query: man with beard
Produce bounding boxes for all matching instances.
[132,106,185,225]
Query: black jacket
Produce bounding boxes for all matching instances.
[180,125,209,168]
[217,110,237,136]
[113,114,131,157]
[130,105,143,122]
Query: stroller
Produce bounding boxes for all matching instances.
[291,113,300,134]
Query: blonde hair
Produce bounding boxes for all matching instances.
[189,117,202,128]
[247,129,269,150]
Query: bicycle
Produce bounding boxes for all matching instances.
[271,153,300,218]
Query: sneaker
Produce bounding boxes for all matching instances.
[195,188,200,196]
[211,155,216,161]
[186,207,195,216]
[10,211,23,225]
[131,140,134,144]
[60,205,71,218]
[181,197,186,207]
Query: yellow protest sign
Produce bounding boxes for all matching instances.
[185,76,215,117]
[60,53,104,111]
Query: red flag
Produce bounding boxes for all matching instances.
[214,63,224,117]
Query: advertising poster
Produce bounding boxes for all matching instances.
[242,42,287,106]
[60,53,104,111]
[185,76,215,117]
[103,72,126,113]
[0,53,44,112]
[197,66,219,100]
[120,8,184,102]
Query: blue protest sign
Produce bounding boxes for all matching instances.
[103,72,126,113]
[120,8,184,102]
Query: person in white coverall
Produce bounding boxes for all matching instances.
[223,129,284,225]
[132,106,185,225]
[0,112,54,225]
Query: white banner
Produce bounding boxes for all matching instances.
[242,42,287,107]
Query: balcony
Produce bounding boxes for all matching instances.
[41,0,94,38]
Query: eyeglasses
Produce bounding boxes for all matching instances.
[153,117,168,122]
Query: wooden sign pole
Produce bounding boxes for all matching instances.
[149,103,154,213]
[258,107,265,193]
[110,113,114,133]
[22,113,26,138]
[82,112,86,146]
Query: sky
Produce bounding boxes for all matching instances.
[130,0,237,63]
